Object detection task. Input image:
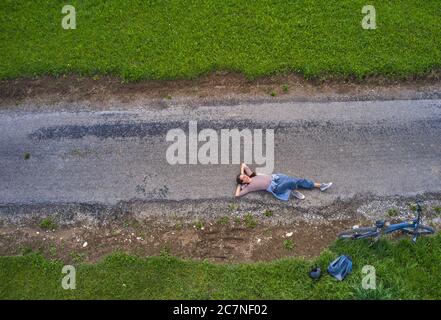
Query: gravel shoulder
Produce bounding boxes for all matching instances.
[2,73,441,112]
[1,195,440,263]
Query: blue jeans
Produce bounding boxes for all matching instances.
[272,174,315,194]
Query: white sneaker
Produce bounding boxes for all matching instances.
[292,190,305,200]
[320,182,333,192]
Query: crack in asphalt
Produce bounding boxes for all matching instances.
[28,118,441,141]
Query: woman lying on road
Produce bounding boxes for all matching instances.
[234,163,332,201]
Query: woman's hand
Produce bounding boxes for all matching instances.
[240,163,247,175]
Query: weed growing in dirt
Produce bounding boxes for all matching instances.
[217,217,230,226]
[387,209,399,217]
[270,90,277,97]
[228,203,239,211]
[70,252,86,264]
[244,214,257,229]
[282,85,289,93]
[233,217,242,224]
[263,210,273,218]
[433,206,441,214]
[283,239,294,251]
[160,247,172,257]
[39,217,57,231]
[194,220,204,230]
[20,245,33,256]
[49,246,57,258]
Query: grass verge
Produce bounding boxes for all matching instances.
[1,234,440,299]
[1,0,440,81]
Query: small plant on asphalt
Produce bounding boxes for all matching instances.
[283,239,294,251]
[244,214,257,229]
[24,152,30,160]
[228,203,239,211]
[39,217,57,230]
[217,216,230,226]
[263,209,273,218]
[409,203,418,212]
[387,209,399,217]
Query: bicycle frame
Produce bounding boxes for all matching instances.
[339,201,433,243]
[377,202,422,240]
[383,220,417,234]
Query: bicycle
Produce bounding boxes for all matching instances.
[338,201,435,243]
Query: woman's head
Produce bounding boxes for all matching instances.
[236,174,252,185]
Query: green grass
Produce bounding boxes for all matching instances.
[1,1,441,81]
[1,234,440,299]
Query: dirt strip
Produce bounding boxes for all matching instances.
[1,195,440,263]
[2,72,441,110]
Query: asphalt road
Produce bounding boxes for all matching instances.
[1,99,441,207]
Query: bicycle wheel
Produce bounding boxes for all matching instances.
[402,225,435,236]
[338,227,379,240]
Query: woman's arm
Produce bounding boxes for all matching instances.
[236,163,254,197]
[241,163,254,176]
[235,184,242,197]
[235,164,245,197]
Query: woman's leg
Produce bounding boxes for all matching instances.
[295,178,316,190]
[302,180,333,192]
[276,175,316,191]
[275,175,323,192]
[275,178,297,192]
